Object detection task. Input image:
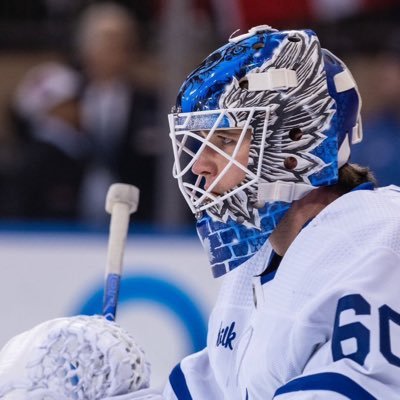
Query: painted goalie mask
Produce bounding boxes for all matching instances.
[168,25,362,277]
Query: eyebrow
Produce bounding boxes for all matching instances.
[216,130,241,136]
[199,129,243,137]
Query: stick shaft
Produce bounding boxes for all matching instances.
[103,203,130,321]
[106,203,130,274]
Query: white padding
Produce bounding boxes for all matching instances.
[247,69,298,91]
[229,25,277,43]
[334,70,356,93]
[258,181,316,203]
[352,118,363,144]
[338,134,351,167]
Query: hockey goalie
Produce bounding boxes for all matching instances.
[1,24,400,400]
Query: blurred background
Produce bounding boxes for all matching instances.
[0,0,400,227]
[0,0,399,227]
[0,0,399,389]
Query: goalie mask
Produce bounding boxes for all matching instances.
[168,25,362,278]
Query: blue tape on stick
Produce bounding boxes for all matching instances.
[103,273,121,321]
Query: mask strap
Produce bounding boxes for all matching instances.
[258,181,316,203]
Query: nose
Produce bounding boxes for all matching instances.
[191,145,217,185]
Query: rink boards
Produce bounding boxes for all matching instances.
[0,228,220,388]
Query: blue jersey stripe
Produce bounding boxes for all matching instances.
[260,270,277,285]
[351,182,374,191]
[274,372,376,399]
[169,363,193,400]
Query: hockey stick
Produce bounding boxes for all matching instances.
[103,183,140,321]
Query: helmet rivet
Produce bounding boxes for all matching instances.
[284,156,298,170]
[236,216,245,224]
[288,35,301,43]
[239,79,249,90]
[289,127,303,141]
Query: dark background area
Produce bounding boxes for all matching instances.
[0,0,399,228]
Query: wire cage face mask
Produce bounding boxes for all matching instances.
[168,26,364,277]
[169,106,270,216]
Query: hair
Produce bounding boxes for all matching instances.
[335,163,377,194]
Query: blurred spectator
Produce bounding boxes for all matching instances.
[75,2,160,224]
[351,32,400,186]
[10,62,89,219]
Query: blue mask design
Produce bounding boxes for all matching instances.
[169,26,363,277]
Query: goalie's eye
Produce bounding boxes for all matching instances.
[198,129,244,155]
[218,135,236,146]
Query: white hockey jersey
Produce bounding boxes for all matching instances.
[112,185,400,400]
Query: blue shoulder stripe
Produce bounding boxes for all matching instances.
[260,270,277,285]
[169,363,193,400]
[351,182,374,191]
[274,372,376,399]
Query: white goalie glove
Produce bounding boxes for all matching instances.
[0,315,151,400]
